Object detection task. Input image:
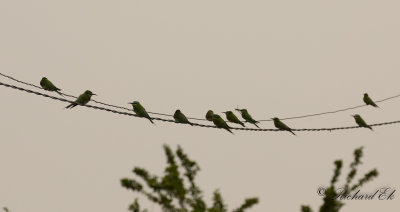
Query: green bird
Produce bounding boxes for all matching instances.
[212,114,234,134]
[272,117,296,135]
[40,77,63,96]
[236,109,259,128]
[223,111,245,127]
[174,109,193,125]
[363,93,379,108]
[65,90,96,109]
[205,110,214,121]
[129,101,154,124]
[352,114,373,131]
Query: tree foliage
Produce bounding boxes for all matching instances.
[120,145,379,212]
[301,147,379,212]
[121,145,259,212]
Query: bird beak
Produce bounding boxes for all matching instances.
[93,94,97,96]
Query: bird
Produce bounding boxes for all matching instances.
[236,109,259,128]
[212,114,234,134]
[205,110,214,121]
[352,114,373,131]
[223,111,245,127]
[40,77,64,96]
[173,109,193,125]
[129,101,154,124]
[272,117,296,135]
[363,93,379,108]
[65,90,95,109]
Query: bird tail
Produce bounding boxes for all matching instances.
[289,130,297,136]
[65,103,77,109]
[240,122,245,127]
[226,128,234,135]
[56,90,64,97]
[253,122,260,128]
[367,126,374,131]
[148,118,155,125]
[373,104,381,109]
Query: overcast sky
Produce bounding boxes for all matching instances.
[1,1,400,211]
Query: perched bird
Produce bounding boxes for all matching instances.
[129,101,154,124]
[223,111,245,127]
[352,114,373,131]
[65,90,96,109]
[212,114,234,134]
[236,109,259,128]
[272,117,296,135]
[363,93,379,108]
[40,77,63,96]
[205,110,214,121]
[174,109,193,125]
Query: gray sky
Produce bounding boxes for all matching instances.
[1,0,399,211]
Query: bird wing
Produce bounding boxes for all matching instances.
[175,113,189,123]
[75,93,90,105]
[278,121,291,130]
[230,114,241,123]
[242,112,253,122]
[181,114,190,123]
[364,96,375,105]
[356,117,368,127]
[47,80,59,90]
[137,105,151,119]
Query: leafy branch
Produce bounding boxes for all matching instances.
[121,145,259,212]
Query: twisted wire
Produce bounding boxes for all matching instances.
[1,80,399,132]
[1,72,399,123]
[0,72,207,121]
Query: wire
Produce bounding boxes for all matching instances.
[0,72,208,121]
[1,72,400,123]
[0,72,43,89]
[257,105,366,122]
[257,96,400,122]
[1,80,399,132]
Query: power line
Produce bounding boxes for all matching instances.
[258,105,365,122]
[0,72,207,121]
[257,95,400,122]
[1,72,400,123]
[1,80,399,132]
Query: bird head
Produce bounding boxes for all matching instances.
[206,110,214,120]
[176,109,181,113]
[271,117,279,121]
[41,77,47,80]
[364,93,368,97]
[212,114,220,119]
[128,101,139,107]
[352,114,360,118]
[85,90,96,96]
[236,109,246,113]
